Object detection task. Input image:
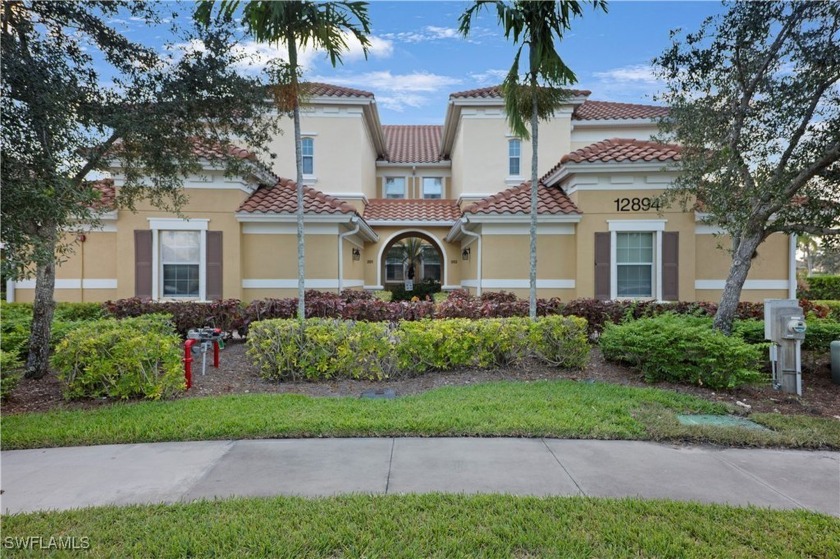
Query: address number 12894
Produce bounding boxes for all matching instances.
[614,197,660,212]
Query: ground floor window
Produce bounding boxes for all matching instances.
[386,248,404,281]
[421,245,441,282]
[160,231,201,297]
[615,232,654,297]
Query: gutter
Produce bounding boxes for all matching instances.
[457,216,482,296]
[338,217,361,293]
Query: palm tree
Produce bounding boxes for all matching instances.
[459,1,607,319]
[798,233,818,277]
[196,1,371,319]
[396,238,426,281]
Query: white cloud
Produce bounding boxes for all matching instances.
[469,69,509,85]
[593,64,659,84]
[382,25,465,44]
[586,63,665,103]
[167,33,392,75]
[309,71,462,111]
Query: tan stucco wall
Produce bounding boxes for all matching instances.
[449,107,573,199]
[241,234,338,280]
[266,109,369,196]
[695,233,790,281]
[570,124,659,152]
[481,233,576,280]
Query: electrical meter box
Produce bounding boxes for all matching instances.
[764,299,806,341]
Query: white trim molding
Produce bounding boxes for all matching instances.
[695,280,789,291]
[14,279,118,289]
[462,279,575,289]
[242,279,364,289]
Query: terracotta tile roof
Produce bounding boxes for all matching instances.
[364,199,461,222]
[450,85,591,99]
[237,178,357,215]
[191,140,256,161]
[559,138,682,164]
[90,179,116,210]
[464,182,580,216]
[382,125,443,163]
[303,82,374,99]
[572,100,669,120]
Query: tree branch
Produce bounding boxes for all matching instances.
[71,131,120,186]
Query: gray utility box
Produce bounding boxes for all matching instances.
[764,299,806,396]
[764,299,806,341]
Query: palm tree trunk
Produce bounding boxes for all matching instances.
[529,83,539,320]
[288,33,305,322]
[25,228,58,379]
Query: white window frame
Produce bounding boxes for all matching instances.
[508,139,521,177]
[301,137,315,176]
[608,220,666,301]
[422,177,443,199]
[385,176,406,199]
[149,218,208,301]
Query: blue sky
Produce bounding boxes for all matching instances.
[114,1,728,125]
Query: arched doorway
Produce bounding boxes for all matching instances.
[377,231,446,293]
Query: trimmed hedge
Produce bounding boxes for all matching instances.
[247,316,589,381]
[813,300,840,322]
[600,314,765,389]
[103,298,245,338]
[733,318,840,353]
[799,275,840,300]
[0,302,104,358]
[0,350,22,401]
[52,315,184,400]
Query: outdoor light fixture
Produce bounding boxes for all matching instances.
[462,247,471,261]
[352,248,361,261]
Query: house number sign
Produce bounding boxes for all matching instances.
[613,197,661,212]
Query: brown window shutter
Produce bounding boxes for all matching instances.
[662,232,679,301]
[594,232,611,301]
[134,230,153,298]
[206,231,223,301]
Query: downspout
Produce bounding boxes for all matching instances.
[6,279,14,303]
[338,217,360,294]
[789,233,797,299]
[459,216,482,296]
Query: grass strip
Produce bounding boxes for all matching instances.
[3,380,838,450]
[3,494,838,558]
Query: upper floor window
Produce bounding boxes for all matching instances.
[385,177,405,199]
[508,139,521,176]
[301,137,314,175]
[422,177,442,199]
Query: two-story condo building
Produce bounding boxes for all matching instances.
[7,83,796,303]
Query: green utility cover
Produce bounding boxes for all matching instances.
[676,414,769,431]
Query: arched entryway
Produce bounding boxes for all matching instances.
[376,230,447,291]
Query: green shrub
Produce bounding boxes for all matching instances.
[813,300,840,321]
[0,302,103,358]
[52,315,183,400]
[600,314,765,389]
[0,349,23,401]
[390,278,442,301]
[799,275,840,300]
[249,317,590,381]
[247,318,393,381]
[733,318,840,353]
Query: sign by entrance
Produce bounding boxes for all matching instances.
[405,280,414,291]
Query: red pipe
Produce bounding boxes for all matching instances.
[184,339,195,389]
[213,340,220,368]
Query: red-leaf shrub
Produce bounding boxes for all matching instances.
[103,298,245,338]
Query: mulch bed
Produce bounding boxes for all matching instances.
[3,342,839,419]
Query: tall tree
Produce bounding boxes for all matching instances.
[655,1,840,334]
[196,0,371,320]
[459,0,607,319]
[1,1,279,378]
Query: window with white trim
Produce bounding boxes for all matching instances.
[161,231,201,298]
[615,232,653,297]
[508,139,521,176]
[385,177,405,199]
[301,137,314,175]
[386,248,404,281]
[421,245,441,282]
[422,177,442,199]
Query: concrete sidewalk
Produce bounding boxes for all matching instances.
[2,438,838,516]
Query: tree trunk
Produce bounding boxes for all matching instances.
[713,230,764,335]
[529,84,539,320]
[25,230,58,379]
[288,34,305,322]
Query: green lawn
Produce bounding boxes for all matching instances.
[3,494,838,558]
[4,380,839,450]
